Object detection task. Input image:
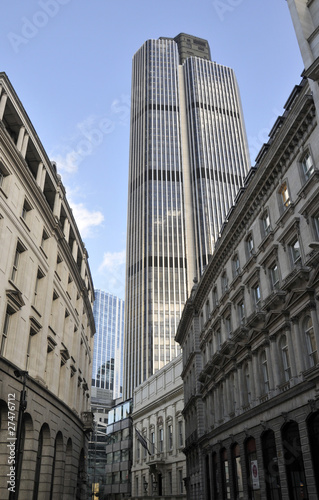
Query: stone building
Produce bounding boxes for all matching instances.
[0,72,95,499]
[176,75,319,499]
[130,354,186,499]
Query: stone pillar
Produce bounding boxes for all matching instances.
[270,336,281,389]
[63,218,70,243]
[0,92,7,120]
[237,364,244,410]
[265,343,275,392]
[310,303,319,358]
[251,351,260,401]
[286,323,297,379]
[17,125,25,151]
[248,356,256,403]
[21,132,29,158]
[291,316,305,374]
[53,189,62,218]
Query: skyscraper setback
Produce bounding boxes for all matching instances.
[124,33,250,399]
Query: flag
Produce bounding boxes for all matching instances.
[135,428,151,455]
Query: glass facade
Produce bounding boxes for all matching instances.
[124,34,250,399]
[92,290,124,399]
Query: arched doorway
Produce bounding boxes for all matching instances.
[307,411,319,496]
[261,429,281,500]
[281,421,308,499]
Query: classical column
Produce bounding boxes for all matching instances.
[310,303,319,358]
[72,239,78,261]
[265,343,275,392]
[269,336,281,389]
[252,351,260,401]
[237,364,244,410]
[291,316,305,374]
[53,189,62,218]
[0,91,8,120]
[16,126,25,151]
[21,132,29,158]
[63,218,70,243]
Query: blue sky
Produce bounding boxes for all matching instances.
[1,0,303,299]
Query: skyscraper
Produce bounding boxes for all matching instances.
[124,33,250,399]
[92,289,124,400]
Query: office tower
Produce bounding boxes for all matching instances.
[286,0,319,118]
[124,34,250,399]
[92,290,124,400]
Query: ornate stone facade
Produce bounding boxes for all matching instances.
[131,355,186,499]
[0,72,95,500]
[176,76,319,499]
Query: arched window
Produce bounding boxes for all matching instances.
[261,350,269,393]
[50,432,64,500]
[245,437,260,499]
[212,452,219,498]
[33,427,44,500]
[261,429,282,500]
[304,316,318,367]
[232,443,244,499]
[282,421,308,499]
[221,448,231,499]
[280,335,291,382]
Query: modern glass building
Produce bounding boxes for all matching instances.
[92,289,124,399]
[124,33,250,399]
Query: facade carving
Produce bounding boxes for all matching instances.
[176,76,319,499]
[0,72,95,500]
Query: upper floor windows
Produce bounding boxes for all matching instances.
[280,335,291,382]
[300,150,314,181]
[261,350,270,394]
[252,283,261,307]
[288,237,301,266]
[269,262,280,291]
[278,181,291,210]
[304,316,318,368]
[221,272,228,294]
[261,210,271,237]
[246,234,254,259]
[232,254,240,278]
[0,160,10,194]
[11,239,27,283]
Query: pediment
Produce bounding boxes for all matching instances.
[6,288,25,312]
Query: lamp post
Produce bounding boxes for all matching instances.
[9,370,28,500]
[143,479,148,493]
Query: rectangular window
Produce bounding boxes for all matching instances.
[262,212,271,236]
[168,424,173,450]
[269,263,279,290]
[301,151,314,180]
[0,309,11,355]
[151,431,155,455]
[159,428,163,452]
[279,182,290,209]
[246,235,254,257]
[225,315,232,336]
[289,238,301,266]
[252,284,261,306]
[178,420,183,447]
[237,301,245,324]
[313,214,319,240]
[233,255,240,277]
[178,470,183,494]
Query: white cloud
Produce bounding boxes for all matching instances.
[70,202,104,239]
[98,250,126,298]
[99,250,126,271]
[54,151,81,174]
